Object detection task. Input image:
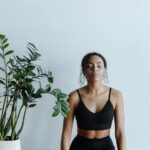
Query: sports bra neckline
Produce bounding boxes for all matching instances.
[76,87,112,114]
[80,98,112,114]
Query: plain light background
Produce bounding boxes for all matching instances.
[0,0,150,150]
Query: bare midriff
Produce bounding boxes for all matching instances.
[78,128,110,139]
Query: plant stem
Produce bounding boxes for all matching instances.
[15,106,27,139]
[11,104,24,139]
[0,43,9,139]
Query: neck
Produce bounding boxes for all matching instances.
[86,81,106,95]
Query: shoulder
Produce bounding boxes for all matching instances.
[68,89,80,107]
[111,87,123,99]
[111,87,124,107]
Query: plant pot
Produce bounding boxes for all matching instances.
[0,138,21,150]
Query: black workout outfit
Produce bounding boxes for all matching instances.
[69,87,115,150]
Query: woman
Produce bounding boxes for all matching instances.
[61,52,126,150]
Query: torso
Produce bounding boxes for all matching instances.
[78,128,110,139]
[74,85,116,139]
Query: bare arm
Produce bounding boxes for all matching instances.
[61,91,78,150]
[114,90,126,150]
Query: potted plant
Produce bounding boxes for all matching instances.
[0,34,69,150]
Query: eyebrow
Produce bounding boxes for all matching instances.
[87,61,102,64]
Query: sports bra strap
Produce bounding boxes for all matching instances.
[76,89,82,100]
[108,87,112,100]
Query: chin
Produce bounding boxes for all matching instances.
[87,76,102,82]
[90,78,102,82]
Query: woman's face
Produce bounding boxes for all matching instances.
[84,55,106,82]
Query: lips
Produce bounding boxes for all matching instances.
[92,73,100,76]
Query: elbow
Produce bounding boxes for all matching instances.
[115,128,126,140]
[115,128,126,150]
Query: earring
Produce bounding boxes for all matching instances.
[79,72,86,86]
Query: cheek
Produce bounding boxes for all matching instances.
[101,69,105,74]
[84,70,105,77]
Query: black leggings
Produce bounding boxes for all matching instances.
[70,135,115,150]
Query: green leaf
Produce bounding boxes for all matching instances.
[52,107,60,117]
[0,67,5,73]
[5,50,14,56]
[0,80,5,85]
[36,88,44,94]
[61,101,70,111]
[16,56,26,62]
[27,65,35,70]
[0,77,5,80]
[2,38,8,44]
[34,52,41,57]
[31,93,42,98]
[27,71,36,76]
[3,43,9,49]
[27,47,34,56]
[53,105,59,110]
[25,78,33,83]
[48,76,53,83]
[28,104,36,107]
[25,84,33,95]
[60,100,70,118]
[30,57,37,61]
[0,34,5,40]
[51,89,61,96]
[23,56,30,62]
[61,108,68,118]
[28,42,37,50]
[37,66,42,74]
[44,84,51,92]
[60,100,69,107]
[61,106,69,113]
[8,83,13,88]
[57,93,68,100]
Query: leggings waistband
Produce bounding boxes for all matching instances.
[70,134,115,150]
[76,134,111,141]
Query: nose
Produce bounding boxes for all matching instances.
[93,65,98,71]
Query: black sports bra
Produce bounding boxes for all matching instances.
[75,87,114,130]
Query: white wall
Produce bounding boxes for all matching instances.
[0,0,150,150]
